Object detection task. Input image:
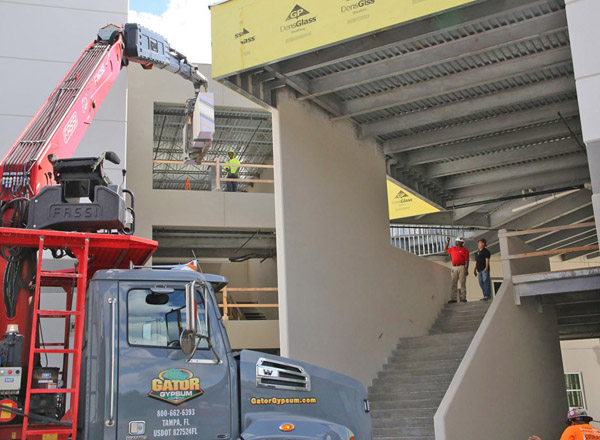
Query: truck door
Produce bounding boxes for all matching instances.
[114,281,231,440]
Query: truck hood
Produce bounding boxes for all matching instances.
[239,350,372,440]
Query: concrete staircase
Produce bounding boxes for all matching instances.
[369,301,491,440]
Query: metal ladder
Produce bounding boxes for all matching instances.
[21,236,90,440]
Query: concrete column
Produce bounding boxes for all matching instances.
[565,0,600,234]
[272,90,450,384]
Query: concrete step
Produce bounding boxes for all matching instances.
[369,301,485,440]
[371,417,433,429]
[440,304,490,313]
[429,325,480,335]
[369,380,452,394]
[371,407,437,419]
[389,344,469,361]
[373,436,435,440]
[387,350,467,363]
[374,436,435,440]
[382,358,461,371]
[373,435,435,440]
[433,315,485,325]
[431,321,482,330]
[377,365,460,379]
[395,331,476,349]
[369,390,446,402]
[373,426,435,437]
[372,398,443,410]
[372,373,454,387]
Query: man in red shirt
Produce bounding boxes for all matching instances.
[445,236,470,303]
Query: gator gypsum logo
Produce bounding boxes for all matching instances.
[281,4,316,31]
[341,0,375,12]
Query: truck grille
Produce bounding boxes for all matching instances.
[256,358,311,392]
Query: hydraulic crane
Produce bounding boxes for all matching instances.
[0,23,214,439]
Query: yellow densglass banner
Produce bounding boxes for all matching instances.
[387,177,441,220]
[210,0,478,79]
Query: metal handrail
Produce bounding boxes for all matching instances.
[390,224,473,257]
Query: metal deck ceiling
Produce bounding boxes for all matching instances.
[218,0,596,260]
[153,105,273,191]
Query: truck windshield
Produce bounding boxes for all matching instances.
[128,288,208,349]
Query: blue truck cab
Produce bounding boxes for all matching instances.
[81,268,372,440]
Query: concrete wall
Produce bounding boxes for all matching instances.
[565,0,600,236]
[0,0,127,182]
[126,65,275,240]
[435,235,566,440]
[223,320,280,350]
[272,90,450,385]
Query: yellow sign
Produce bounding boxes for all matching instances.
[387,177,441,220]
[210,0,478,78]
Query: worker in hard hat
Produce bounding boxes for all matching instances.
[529,407,600,440]
[223,150,241,192]
[445,236,470,303]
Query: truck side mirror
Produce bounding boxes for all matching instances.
[180,281,222,364]
[180,281,198,355]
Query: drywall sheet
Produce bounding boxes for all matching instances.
[387,176,441,219]
[211,0,478,78]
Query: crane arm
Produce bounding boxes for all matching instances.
[0,23,211,204]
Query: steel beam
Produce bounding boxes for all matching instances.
[472,192,593,251]
[153,248,275,259]
[561,236,599,261]
[450,167,589,200]
[533,227,596,251]
[444,154,589,190]
[305,11,567,97]
[383,100,579,154]
[361,76,575,137]
[274,0,547,76]
[336,47,573,120]
[427,138,582,178]
[403,118,580,165]
[262,66,344,116]
[486,209,594,255]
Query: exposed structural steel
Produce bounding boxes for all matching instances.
[219,0,596,259]
[153,106,273,191]
[152,228,276,262]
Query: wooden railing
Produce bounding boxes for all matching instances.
[153,159,274,189]
[498,222,598,260]
[218,286,278,321]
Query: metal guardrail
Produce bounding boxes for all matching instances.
[390,225,473,257]
[153,159,274,191]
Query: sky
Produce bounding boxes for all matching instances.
[128,0,214,63]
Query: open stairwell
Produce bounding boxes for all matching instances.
[368,301,491,440]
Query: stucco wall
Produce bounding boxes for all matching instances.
[435,235,566,440]
[272,90,450,384]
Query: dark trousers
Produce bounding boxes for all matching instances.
[226,172,238,192]
[477,271,492,298]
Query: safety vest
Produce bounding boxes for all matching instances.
[225,158,240,174]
